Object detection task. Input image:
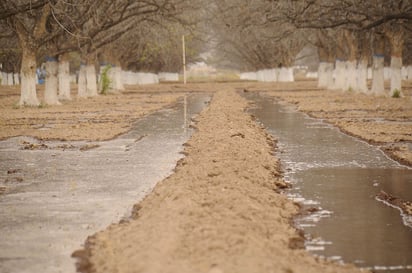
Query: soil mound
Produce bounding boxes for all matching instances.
[73,89,363,273]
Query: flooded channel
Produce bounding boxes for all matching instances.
[246,92,412,272]
[0,93,210,273]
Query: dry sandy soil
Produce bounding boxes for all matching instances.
[2,81,411,272]
[0,84,206,141]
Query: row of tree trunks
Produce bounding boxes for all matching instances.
[317,29,407,97]
[0,72,19,85]
[15,53,126,105]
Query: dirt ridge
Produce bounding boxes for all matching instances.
[73,89,364,273]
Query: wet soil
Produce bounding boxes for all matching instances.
[249,80,412,168]
[0,93,209,273]
[73,89,362,273]
[245,92,412,270]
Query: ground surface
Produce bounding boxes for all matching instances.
[0,84,202,141]
[247,80,412,167]
[1,81,410,165]
[1,81,412,272]
[73,89,362,273]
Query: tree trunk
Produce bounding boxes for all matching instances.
[58,54,71,100]
[371,55,385,95]
[108,66,117,92]
[371,33,385,95]
[385,27,404,97]
[7,73,14,85]
[44,59,61,105]
[13,73,20,85]
[86,64,98,97]
[324,63,334,89]
[318,62,327,87]
[390,56,402,96]
[316,33,336,90]
[278,67,294,82]
[114,66,124,91]
[78,65,87,98]
[258,69,276,82]
[318,62,335,88]
[19,47,40,106]
[402,66,408,80]
[345,60,357,92]
[333,60,346,90]
[386,28,405,96]
[343,30,358,92]
[357,59,369,93]
[1,72,7,85]
[407,66,412,80]
[333,31,347,91]
[358,33,372,94]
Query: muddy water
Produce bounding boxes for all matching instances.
[0,93,210,273]
[246,93,412,273]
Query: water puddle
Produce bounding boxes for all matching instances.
[245,92,412,273]
[0,93,210,273]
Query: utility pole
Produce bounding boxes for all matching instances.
[182,35,187,84]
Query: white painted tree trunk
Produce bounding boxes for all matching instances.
[70,74,77,84]
[19,49,40,106]
[78,65,87,98]
[278,67,294,82]
[318,62,328,87]
[384,67,391,80]
[107,66,116,93]
[257,69,277,82]
[324,63,334,90]
[1,72,6,85]
[114,66,124,91]
[44,60,61,105]
[357,60,369,94]
[256,70,264,82]
[401,66,408,80]
[371,55,385,95]
[390,56,403,97]
[333,60,346,90]
[7,73,14,85]
[407,66,412,80]
[240,72,257,81]
[58,60,71,100]
[367,68,372,80]
[262,69,270,82]
[86,65,98,97]
[13,73,20,85]
[345,61,357,92]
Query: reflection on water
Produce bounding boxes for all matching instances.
[246,93,412,272]
[0,93,211,273]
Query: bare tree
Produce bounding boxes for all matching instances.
[209,0,310,83]
[267,0,412,95]
[0,0,205,105]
